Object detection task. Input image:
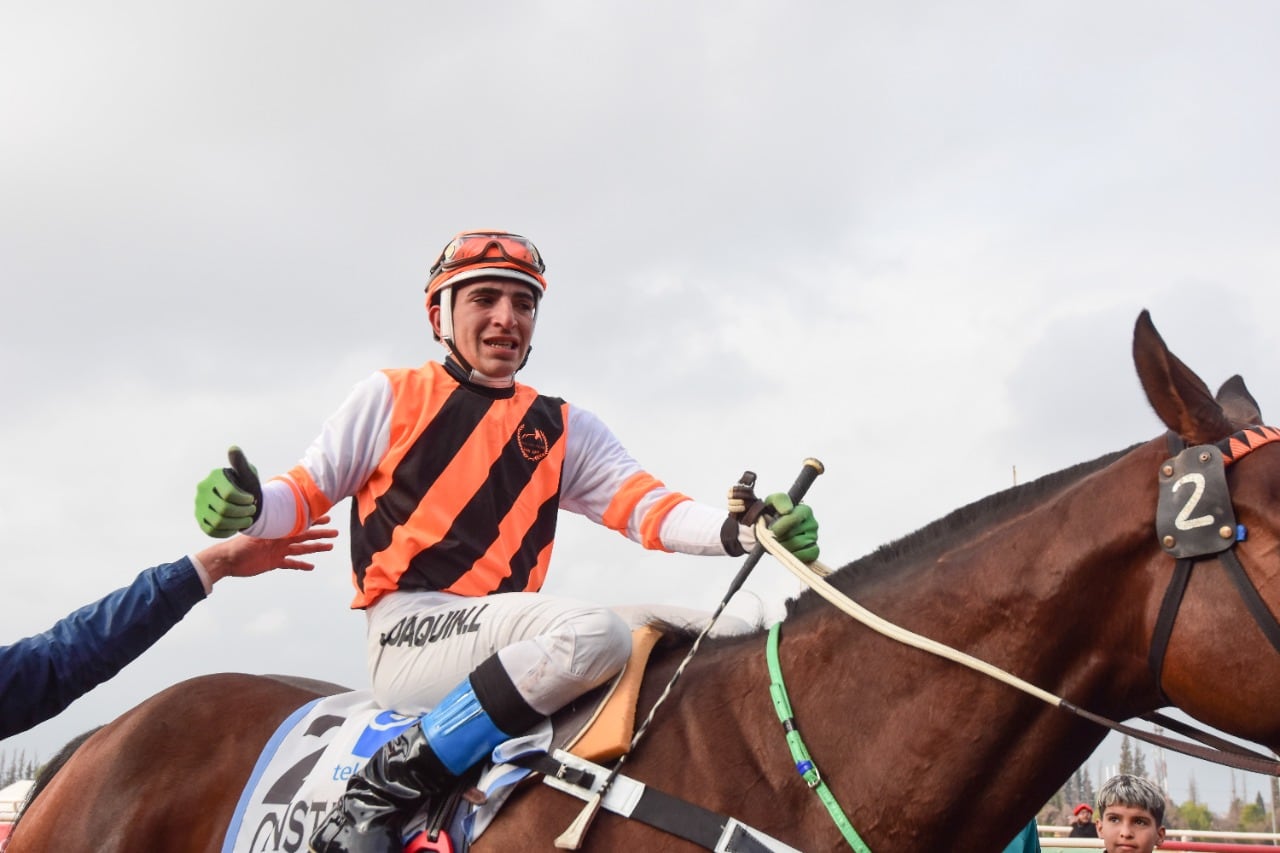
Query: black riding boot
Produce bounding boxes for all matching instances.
[308,724,451,853]
[310,657,545,853]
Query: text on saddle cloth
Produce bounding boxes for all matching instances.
[219,627,663,852]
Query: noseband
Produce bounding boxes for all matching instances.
[1148,426,1280,697]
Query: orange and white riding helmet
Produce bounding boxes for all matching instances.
[424,229,548,372]
[427,229,546,301]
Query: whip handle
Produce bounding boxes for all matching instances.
[726,457,824,597]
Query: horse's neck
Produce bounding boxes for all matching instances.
[737,442,1168,847]
[618,442,1168,849]
[855,442,1164,695]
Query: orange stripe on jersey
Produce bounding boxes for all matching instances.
[352,560,402,606]
[446,432,566,596]
[524,538,556,592]
[368,390,540,591]
[275,471,315,536]
[603,472,664,533]
[639,492,692,551]
[344,364,569,609]
[354,368,459,524]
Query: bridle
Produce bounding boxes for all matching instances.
[1142,426,1280,765]
[761,427,1280,779]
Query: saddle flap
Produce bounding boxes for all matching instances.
[554,626,663,763]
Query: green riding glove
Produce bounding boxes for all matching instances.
[194,446,263,538]
[764,492,820,563]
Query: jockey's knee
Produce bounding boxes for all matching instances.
[570,606,631,682]
[497,606,631,715]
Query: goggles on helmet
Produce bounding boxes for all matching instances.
[426,231,547,303]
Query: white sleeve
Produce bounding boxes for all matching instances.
[559,405,644,524]
[246,372,394,538]
[658,499,750,556]
[560,405,738,556]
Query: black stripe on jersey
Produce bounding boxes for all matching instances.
[350,384,496,590]
[493,489,561,593]
[403,394,565,593]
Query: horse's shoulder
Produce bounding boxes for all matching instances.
[262,673,351,696]
[143,672,348,703]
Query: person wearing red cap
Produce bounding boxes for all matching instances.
[192,230,820,853]
[1070,801,1099,837]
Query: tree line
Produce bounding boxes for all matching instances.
[0,749,40,790]
[1044,735,1278,834]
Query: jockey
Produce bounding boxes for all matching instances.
[193,229,820,853]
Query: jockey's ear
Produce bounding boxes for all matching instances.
[427,304,443,340]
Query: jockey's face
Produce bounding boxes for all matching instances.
[431,279,538,381]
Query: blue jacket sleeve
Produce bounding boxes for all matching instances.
[0,557,208,740]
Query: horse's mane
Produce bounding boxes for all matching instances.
[786,443,1140,618]
[632,447,1140,653]
[641,619,758,664]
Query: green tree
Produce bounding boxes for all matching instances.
[1119,736,1135,775]
[1240,792,1268,831]
[1180,798,1214,831]
[1049,785,1065,814]
[2,750,27,787]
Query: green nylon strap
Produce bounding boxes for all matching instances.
[766,622,872,853]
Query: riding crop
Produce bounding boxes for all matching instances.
[554,458,825,849]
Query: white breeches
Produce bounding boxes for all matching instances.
[364,590,632,717]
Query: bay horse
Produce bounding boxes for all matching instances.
[10,310,1280,852]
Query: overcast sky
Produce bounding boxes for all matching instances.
[4,0,1280,817]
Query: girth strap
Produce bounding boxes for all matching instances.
[514,751,596,789]
[512,751,797,852]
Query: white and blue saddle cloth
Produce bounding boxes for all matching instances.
[220,690,550,853]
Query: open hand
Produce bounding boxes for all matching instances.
[195,517,338,584]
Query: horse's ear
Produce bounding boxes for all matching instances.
[1132,310,1234,444]
[1216,374,1263,427]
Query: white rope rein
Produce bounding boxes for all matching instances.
[755,521,1064,708]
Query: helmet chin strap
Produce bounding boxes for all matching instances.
[437,286,529,387]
